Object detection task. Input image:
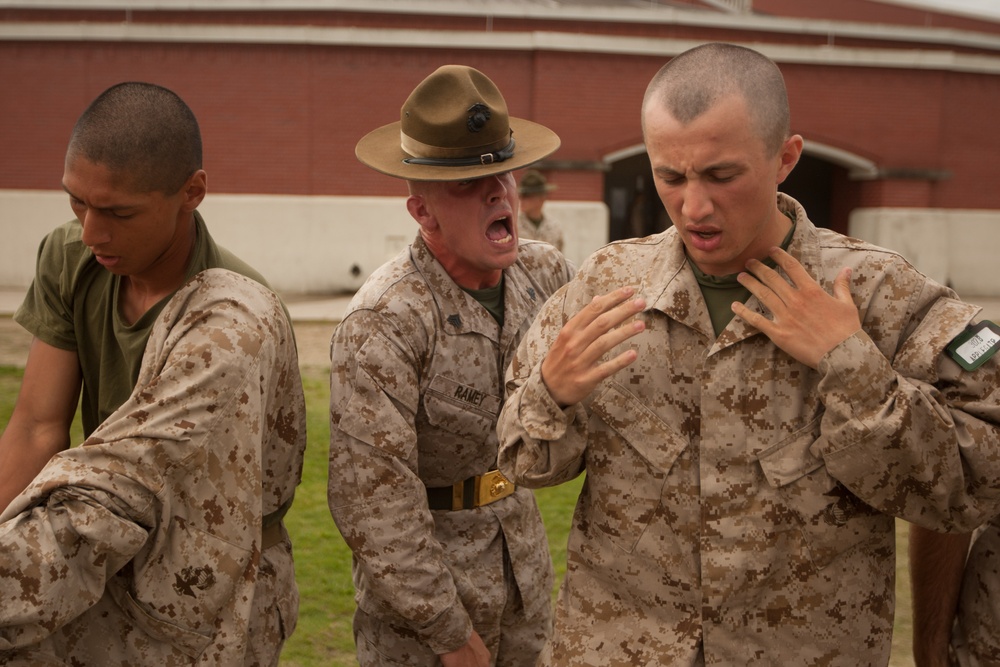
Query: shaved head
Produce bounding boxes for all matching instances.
[642,43,791,156]
[67,82,202,195]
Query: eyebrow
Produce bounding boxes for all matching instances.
[62,184,140,212]
[654,161,744,179]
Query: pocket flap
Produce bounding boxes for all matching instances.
[591,383,686,474]
[757,423,824,488]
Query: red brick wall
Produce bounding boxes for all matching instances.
[2,7,999,215]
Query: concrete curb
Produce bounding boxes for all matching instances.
[0,288,354,324]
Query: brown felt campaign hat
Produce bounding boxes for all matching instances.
[355,65,561,182]
[518,169,558,196]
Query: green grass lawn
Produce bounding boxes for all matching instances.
[0,364,915,666]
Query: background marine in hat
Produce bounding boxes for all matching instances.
[328,65,574,666]
[517,169,565,252]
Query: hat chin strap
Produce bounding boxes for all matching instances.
[402,137,516,167]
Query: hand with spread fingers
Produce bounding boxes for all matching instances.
[540,286,647,407]
[732,247,861,369]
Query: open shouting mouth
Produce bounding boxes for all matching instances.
[486,215,515,245]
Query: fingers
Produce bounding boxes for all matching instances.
[576,286,642,330]
[732,249,860,369]
[832,266,853,303]
[541,286,646,407]
[741,248,802,294]
[739,248,818,310]
[746,249,853,308]
[558,287,644,365]
[737,260,785,316]
[580,313,646,374]
[767,247,809,282]
[578,288,646,360]
[730,300,766,329]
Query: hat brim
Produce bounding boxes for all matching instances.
[519,184,558,196]
[356,117,561,181]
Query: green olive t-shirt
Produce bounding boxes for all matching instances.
[14,211,271,437]
[692,220,797,337]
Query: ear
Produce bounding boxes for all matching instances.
[406,193,438,233]
[180,169,208,212]
[775,134,803,185]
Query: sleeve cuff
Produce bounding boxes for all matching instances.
[812,329,896,458]
[418,603,474,656]
[518,367,578,441]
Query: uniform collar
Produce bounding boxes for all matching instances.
[714,194,825,352]
[409,235,541,346]
[645,193,824,348]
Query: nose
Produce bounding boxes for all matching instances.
[680,180,713,223]
[484,174,509,203]
[79,208,111,248]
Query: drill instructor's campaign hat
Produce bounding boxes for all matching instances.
[355,65,561,182]
[518,169,558,196]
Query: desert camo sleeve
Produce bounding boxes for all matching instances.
[497,283,593,489]
[329,308,473,654]
[813,283,1000,532]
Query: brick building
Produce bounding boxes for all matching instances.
[2,0,999,294]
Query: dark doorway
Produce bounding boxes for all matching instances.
[604,151,669,242]
[782,153,835,232]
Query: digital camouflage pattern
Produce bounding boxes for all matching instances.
[517,211,565,253]
[329,236,573,664]
[498,194,1000,666]
[0,269,307,666]
[953,515,1000,666]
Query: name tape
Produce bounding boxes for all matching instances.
[946,320,1000,371]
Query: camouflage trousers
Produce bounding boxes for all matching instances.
[354,543,551,666]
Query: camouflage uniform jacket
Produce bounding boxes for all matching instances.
[518,211,565,252]
[498,194,1000,666]
[329,236,574,655]
[0,269,307,666]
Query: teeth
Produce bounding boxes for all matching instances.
[487,216,514,244]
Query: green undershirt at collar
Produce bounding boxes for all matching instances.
[692,221,796,337]
[464,278,505,328]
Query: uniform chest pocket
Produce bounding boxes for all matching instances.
[424,375,500,443]
[757,422,890,570]
[586,383,688,553]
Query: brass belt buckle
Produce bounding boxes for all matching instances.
[474,470,514,508]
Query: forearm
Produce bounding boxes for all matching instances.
[328,432,473,652]
[0,338,81,514]
[0,424,69,513]
[910,524,971,667]
[497,370,588,488]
